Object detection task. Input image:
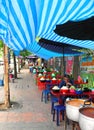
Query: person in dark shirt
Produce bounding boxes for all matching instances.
[58,74,74,120]
[59,74,73,88]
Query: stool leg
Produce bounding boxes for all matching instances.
[67,117,70,125]
[62,110,65,120]
[72,121,75,130]
[47,93,49,101]
[53,109,55,121]
[41,92,43,102]
[57,110,60,126]
[45,92,47,103]
[51,102,54,114]
[64,114,67,130]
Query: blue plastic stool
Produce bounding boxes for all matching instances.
[30,67,33,73]
[51,97,59,114]
[46,84,52,90]
[53,105,66,126]
[41,89,50,103]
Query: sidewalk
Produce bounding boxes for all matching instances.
[0,69,71,130]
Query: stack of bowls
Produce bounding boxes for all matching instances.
[60,86,69,93]
[52,86,60,93]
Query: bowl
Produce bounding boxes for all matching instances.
[46,79,51,82]
[52,78,56,80]
[60,89,69,93]
[40,77,45,82]
[52,86,60,93]
[70,89,75,93]
[75,90,83,94]
[40,79,45,82]
[52,89,60,93]
[60,86,69,93]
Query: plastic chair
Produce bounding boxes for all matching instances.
[46,83,54,90]
[51,96,59,114]
[41,83,54,103]
[53,104,66,126]
[41,89,50,103]
[29,67,33,73]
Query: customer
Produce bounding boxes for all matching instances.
[58,74,74,121]
[59,74,73,88]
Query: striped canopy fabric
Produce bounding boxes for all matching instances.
[0,0,94,59]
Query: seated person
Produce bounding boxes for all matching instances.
[59,74,73,88]
[58,74,74,105]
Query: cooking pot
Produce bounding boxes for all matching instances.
[66,99,86,122]
[79,107,94,130]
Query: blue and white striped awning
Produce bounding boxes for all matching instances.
[0,0,94,59]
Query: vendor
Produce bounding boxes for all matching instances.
[59,74,73,88]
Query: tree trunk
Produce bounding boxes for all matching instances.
[13,53,17,78]
[73,56,80,80]
[47,59,50,68]
[4,45,10,108]
[18,57,20,73]
[53,57,55,70]
[60,56,65,76]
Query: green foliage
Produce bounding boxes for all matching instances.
[46,68,51,72]
[0,40,3,57]
[0,40,3,48]
[82,49,94,57]
[20,50,32,57]
[81,72,94,89]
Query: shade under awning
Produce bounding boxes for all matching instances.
[54,16,94,40]
[39,38,84,55]
[26,41,65,60]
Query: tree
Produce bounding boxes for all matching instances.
[13,52,17,78]
[73,56,80,80]
[0,41,11,108]
[20,50,32,68]
[0,40,3,57]
[20,50,32,58]
[4,44,10,108]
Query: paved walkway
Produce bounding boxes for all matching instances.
[0,69,72,130]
